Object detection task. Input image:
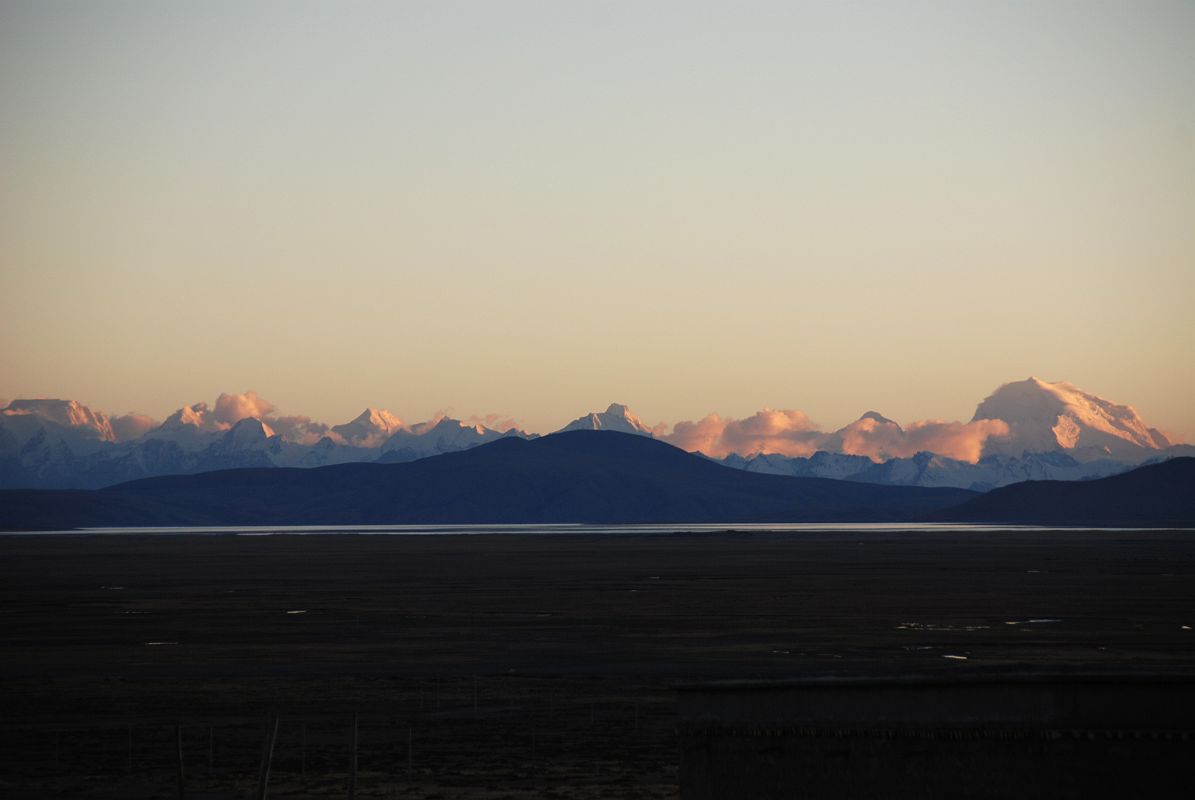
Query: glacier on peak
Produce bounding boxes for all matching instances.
[972,377,1169,461]
[2,398,116,442]
[378,415,526,463]
[330,407,404,447]
[558,403,657,436]
[227,417,276,441]
[858,410,898,427]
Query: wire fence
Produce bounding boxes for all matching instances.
[0,680,679,799]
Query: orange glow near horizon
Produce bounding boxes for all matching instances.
[0,3,1191,442]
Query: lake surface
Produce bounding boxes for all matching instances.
[8,522,1190,535]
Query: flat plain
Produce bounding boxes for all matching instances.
[2,530,1193,798]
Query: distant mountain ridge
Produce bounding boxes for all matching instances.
[720,447,1166,492]
[378,417,530,463]
[0,431,977,529]
[0,400,537,489]
[0,379,1185,490]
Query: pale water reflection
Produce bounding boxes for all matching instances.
[10,522,1190,536]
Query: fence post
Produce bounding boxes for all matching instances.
[347,712,358,800]
[176,725,185,800]
[256,716,279,800]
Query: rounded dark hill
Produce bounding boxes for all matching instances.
[936,457,1195,527]
[1,431,976,528]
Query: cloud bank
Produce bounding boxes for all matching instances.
[162,393,523,446]
[268,415,331,445]
[663,409,825,458]
[463,413,522,432]
[110,413,159,441]
[213,390,276,425]
[835,415,1010,462]
[661,409,1010,462]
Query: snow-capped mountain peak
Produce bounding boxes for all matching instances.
[159,402,223,432]
[378,415,525,462]
[142,402,228,452]
[1,398,116,442]
[330,407,403,447]
[858,410,898,427]
[972,377,1169,461]
[227,416,276,443]
[558,403,656,436]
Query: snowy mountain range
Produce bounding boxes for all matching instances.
[712,379,1191,490]
[0,379,1187,490]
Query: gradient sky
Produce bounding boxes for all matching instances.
[1,1,1192,439]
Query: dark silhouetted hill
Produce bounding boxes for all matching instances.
[0,431,975,529]
[937,457,1195,526]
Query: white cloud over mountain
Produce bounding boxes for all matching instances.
[463,413,523,433]
[269,415,332,446]
[834,415,1011,463]
[213,390,276,426]
[109,413,159,442]
[662,409,824,459]
[659,407,1009,462]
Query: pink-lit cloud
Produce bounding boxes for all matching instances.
[661,408,1011,463]
[662,409,826,458]
[209,393,354,444]
[836,416,1010,463]
[163,402,224,431]
[408,410,524,434]
[110,413,160,441]
[269,415,331,445]
[464,413,523,432]
[213,390,276,425]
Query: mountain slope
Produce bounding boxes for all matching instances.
[0,431,975,529]
[937,458,1195,526]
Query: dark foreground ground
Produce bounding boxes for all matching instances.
[1,530,1194,798]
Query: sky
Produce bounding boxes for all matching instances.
[1,1,1192,440]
